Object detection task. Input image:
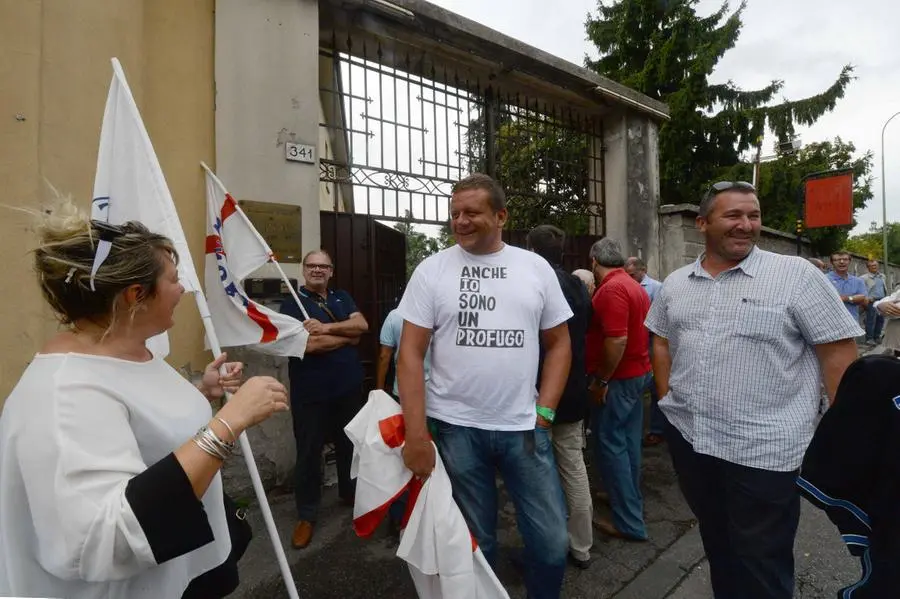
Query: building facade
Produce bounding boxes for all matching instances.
[0,0,667,407]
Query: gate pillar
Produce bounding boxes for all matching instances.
[602,110,662,279]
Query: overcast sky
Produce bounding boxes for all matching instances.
[429,0,900,235]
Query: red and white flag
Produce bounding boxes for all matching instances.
[204,169,308,357]
[345,391,510,599]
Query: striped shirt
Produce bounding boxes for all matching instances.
[645,246,863,471]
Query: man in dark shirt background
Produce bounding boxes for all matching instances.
[280,249,368,549]
[528,225,594,569]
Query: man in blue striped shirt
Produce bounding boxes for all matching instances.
[646,181,861,599]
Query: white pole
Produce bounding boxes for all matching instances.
[752,137,763,188]
[881,111,900,290]
[194,290,300,599]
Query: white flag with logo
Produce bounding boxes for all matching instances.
[91,58,201,358]
[204,170,308,357]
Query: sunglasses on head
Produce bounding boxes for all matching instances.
[91,220,128,242]
[705,180,756,200]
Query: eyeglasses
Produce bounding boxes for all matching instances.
[704,180,756,201]
[304,263,333,271]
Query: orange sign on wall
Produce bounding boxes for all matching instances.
[804,172,854,228]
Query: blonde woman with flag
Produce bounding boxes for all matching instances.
[0,199,289,599]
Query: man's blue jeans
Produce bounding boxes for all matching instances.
[429,418,568,599]
[865,303,885,342]
[592,373,651,539]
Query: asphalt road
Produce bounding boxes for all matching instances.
[233,435,861,599]
[233,440,695,599]
[232,346,878,599]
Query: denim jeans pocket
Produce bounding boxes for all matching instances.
[427,417,460,441]
[534,426,552,453]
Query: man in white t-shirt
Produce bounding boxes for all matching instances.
[397,174,573,599]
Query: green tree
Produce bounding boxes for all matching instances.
[394,211,439,279]
[846,223,900,263]
[714,138,873,255]
[437,222,455,249]
[585,0,855,206]
[464,107,592,233]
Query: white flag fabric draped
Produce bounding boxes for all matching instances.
[345,391,510,599]
[204,169,308,357]
[90,58,201,358]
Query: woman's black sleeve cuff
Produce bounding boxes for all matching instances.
[125,453,215,564]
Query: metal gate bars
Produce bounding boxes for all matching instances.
[319,32,605,235]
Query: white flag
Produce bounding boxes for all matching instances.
[91,58,201,358]
[204,170,308,357]
[345,391,510,599]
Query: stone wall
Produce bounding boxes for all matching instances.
[218,349,295,501]
[657,204,900,286]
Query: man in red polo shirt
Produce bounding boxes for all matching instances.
[585,238,652,541]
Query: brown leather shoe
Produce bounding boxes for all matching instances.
[292,520,313,549]
[592,517,647,542]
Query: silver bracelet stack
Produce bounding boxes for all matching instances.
[214,416,237,442]
[192,425,235,460]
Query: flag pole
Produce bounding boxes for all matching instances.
[200,162,310,320]
[194,291,301,599]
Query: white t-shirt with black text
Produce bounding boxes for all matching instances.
[398,244,572,431]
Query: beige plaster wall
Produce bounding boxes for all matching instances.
[0,0,216,403]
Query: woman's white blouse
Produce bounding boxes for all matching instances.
[0,353,230,599]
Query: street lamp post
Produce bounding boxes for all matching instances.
[881,111,900,289]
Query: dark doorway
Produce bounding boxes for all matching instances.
[320,211,406,391]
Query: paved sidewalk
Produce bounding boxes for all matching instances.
[232,440,695,599]
[233,343,880,599]
[626,502,861,598]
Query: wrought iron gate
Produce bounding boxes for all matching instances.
[319,33,606,235]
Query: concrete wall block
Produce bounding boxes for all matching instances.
[756,236,796,256]
[683,227,705,245]
[220,347,296,499]
[602,112,628,242]
[658,204,900,289]
[684,242,705,261]
[658,214,685,280]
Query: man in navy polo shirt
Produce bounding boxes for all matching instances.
[280,249,368,549]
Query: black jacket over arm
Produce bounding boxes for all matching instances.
[798,354,900,592]
[538,266,592,424]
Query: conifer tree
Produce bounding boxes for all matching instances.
[586,0,854,205]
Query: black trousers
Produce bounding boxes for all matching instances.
[666,422,800,599]
[292,392,362,522]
